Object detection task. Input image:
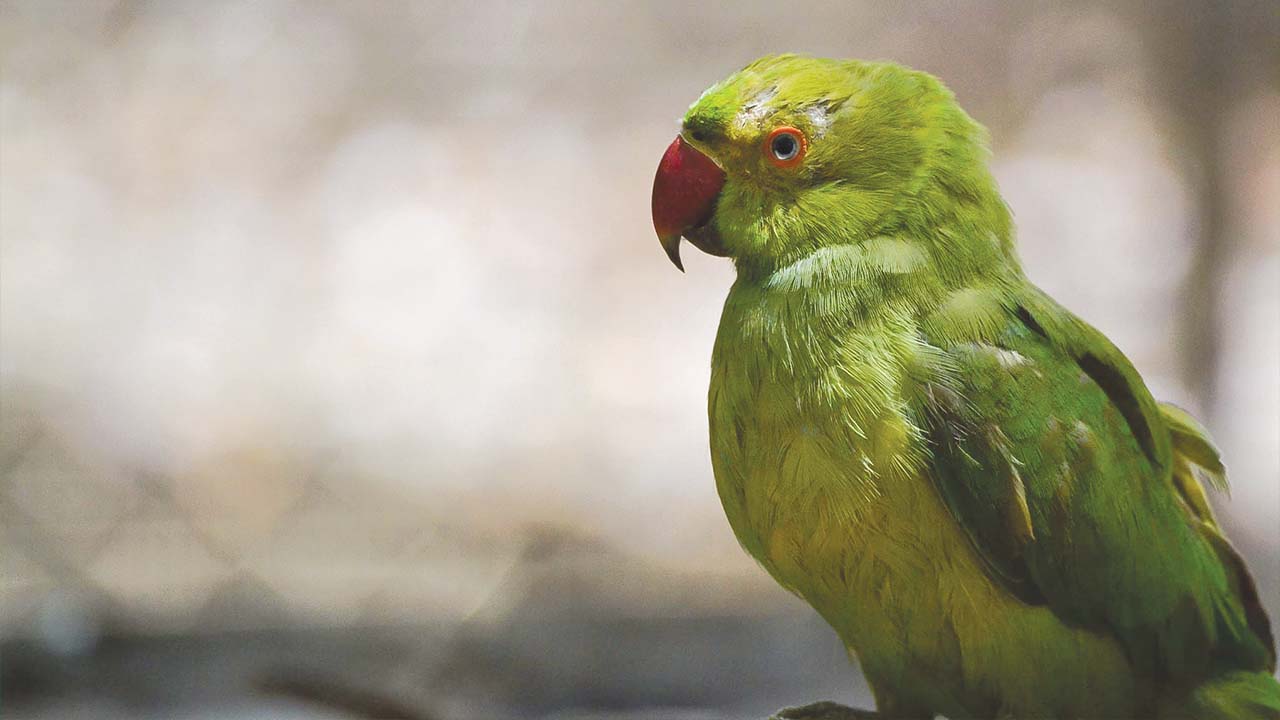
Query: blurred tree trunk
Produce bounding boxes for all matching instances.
[1136,0,1279,408]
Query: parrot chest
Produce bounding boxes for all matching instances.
[708,309,974,635]
[709,352,966,612]
[707,296,1135,717]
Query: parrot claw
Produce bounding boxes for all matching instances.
[769,700,882,720]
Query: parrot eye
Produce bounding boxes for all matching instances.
[765,127,807,168]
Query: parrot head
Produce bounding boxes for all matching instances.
[652,54,1010,273]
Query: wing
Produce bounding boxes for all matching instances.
[915,284,1274,682]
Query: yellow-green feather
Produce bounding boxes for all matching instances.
[694,54,1278,718]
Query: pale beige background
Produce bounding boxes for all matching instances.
[1,1,1276,718]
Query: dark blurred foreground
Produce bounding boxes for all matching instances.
[4,534,870,719]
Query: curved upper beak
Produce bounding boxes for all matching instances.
[651,135,726,271]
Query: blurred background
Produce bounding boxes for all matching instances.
[1,1,1277,718]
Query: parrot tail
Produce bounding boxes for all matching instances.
[1161,402,1276,671]
[1160,671,1280,720]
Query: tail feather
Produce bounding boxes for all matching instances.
[1162,671,1280,720]
[1160,402,1276,672]
[1160,402,1226,521]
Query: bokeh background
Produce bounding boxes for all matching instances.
[2,1,1277,718]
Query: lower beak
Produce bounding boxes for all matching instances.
[651,135,726,271]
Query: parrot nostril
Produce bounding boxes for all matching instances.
[683,113,725,145]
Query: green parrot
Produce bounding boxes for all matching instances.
[650,55,1278,719]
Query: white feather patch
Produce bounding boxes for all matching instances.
[735,87,778,129]
[805,104,833,137]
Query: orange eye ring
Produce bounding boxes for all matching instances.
[764,126,807,168]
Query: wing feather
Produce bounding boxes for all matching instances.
[918,286,1274,681]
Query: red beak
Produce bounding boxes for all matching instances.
[651,135,725,271]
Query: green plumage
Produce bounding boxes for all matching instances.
[681,55,1277,718]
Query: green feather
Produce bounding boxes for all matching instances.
[684,54,1279,718]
